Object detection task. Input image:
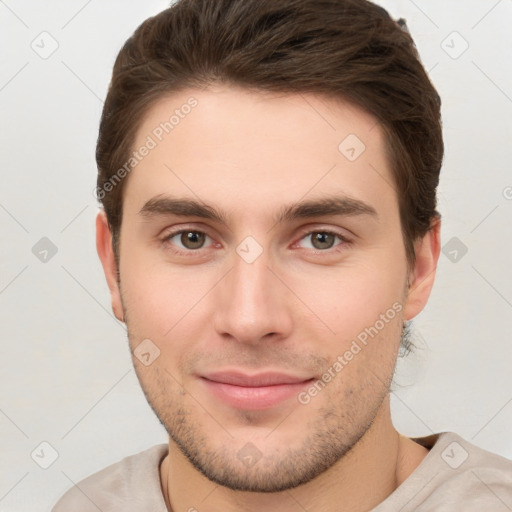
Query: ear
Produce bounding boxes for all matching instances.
[96,210,124,322]
[403,216,441,321]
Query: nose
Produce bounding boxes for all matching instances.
[212,248,293,346]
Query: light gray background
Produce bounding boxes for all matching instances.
[1,1,511,511]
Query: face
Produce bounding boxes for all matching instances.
[98,85,438,492]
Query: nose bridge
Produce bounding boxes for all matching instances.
[233,254,271,310]
[213,247,291,344]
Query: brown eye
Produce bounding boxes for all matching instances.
[310,232,336,250]
[180,231,206,249]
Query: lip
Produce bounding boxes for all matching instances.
[199,371,314,410]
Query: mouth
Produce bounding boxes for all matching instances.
[199,371,315,410]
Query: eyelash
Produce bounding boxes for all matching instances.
[160,227,352,256]
[294,230,352,252]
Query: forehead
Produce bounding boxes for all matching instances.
[124,85,398,226]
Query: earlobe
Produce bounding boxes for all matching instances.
[403,216,441,322]
[96,211,125,322]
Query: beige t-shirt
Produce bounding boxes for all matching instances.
[52,432,512,511]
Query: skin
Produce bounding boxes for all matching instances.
[97,84,440,512]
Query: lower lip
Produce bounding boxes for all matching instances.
[200,378,313,410]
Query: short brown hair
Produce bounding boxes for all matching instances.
[96,0,443,271]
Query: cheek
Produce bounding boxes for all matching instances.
[320,310,402,405]
[119,247,218,342]
[285,257,405,341]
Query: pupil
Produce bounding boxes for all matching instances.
[181,231,204,249]
[313,232,334,249]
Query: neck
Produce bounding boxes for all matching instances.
[160,397,428,512]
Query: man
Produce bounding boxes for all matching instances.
[53,0,512,510]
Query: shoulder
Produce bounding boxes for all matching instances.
[376,432,512,511]
[427,432,512,506]
[419,431,512,476]
[52,444,168,512]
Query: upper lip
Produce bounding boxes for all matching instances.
[201,371,313,387]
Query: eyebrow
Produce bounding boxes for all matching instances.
[138,195,378,225]
[276,196,378,223]
[139,196,228,222]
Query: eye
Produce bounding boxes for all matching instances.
[297,231,348,250]
[163,230,212,250]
